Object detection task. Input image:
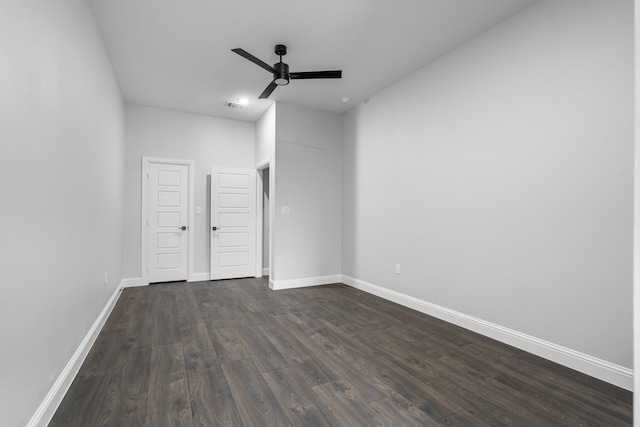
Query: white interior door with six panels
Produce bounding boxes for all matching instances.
[210,167,257,280]
[147,162,189,283]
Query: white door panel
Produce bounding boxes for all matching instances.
[210,168,256,280]
[219,213,250,227]
[219,232,250,247]
[148,163,189,282]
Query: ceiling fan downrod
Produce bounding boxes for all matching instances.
[273,45,289,85]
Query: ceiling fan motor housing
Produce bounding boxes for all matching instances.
[274,61,289,85]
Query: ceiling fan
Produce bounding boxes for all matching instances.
[231,44,342,99]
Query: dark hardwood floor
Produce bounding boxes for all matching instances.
[49,277,632,426]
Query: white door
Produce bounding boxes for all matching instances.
[147,163,189,283]
[210,167,257,280]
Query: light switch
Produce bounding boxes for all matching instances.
[282,206,290,215]
[196,206,202,214]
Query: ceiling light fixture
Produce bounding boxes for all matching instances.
[225,100,245,109]
[342,97,351,104]
[237,97,251,105]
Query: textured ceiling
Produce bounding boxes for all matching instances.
[89,0,539,122]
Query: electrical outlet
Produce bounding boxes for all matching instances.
[395,264,400,275]
[104,272,108,286]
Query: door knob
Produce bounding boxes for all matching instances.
[179,226,188,230]
[212,226,217,231]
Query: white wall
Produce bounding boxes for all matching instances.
[0,0,125,425]
[255,104,277,279]
[343,0,633,373]
[273,103,342,284]
[255,103,276,168]
[634,0,639,419]
[123,104,255,280]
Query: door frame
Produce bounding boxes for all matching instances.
[256,159,272,280]
[141,157,195,284]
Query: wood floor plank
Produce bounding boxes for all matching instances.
[437,352,580,426]
[204,321,248,363]
[515,350,634,408]
[237,325,291,373]
[368,393,442,427]
[50,278,633,426]
[95,347,151,426]
[341,286,476,346]
[183,350,243,427]
[235,278,292,316]
[174,282,216,355]
[436,409,495,427]
[313,287,400,333]
[95,289,155,424]
[493,352,633,426]
[427,342,613,426]
[102,288,138,331]
[222,358,292,427]
[124,287,154,351]
[347,322,546,425]
[190,287,226,325]
[262,367,341,426]
[146,343,193,427]
[279,308,325,333]
[307,330,394,403]
[484,364,625,426]
[261,316,337,386]
[311,380,379,427]
[325,316,549,425]
[311,320,465,421]
[150,285,182,347]
[203,282,252,322]
[49,329,126,426]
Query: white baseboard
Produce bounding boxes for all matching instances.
[188,272,210,283]
[270,274,341,291]
[27,280,124,427]
[341,275,633,391]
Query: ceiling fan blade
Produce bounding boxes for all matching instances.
[290,70,342,79]
[258,81,278,99]
[231,48,275,73]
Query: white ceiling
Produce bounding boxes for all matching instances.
[89,0,539,122]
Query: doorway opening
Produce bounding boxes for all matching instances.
[262,167,270,277]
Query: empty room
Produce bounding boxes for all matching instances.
[1,0,637,426]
